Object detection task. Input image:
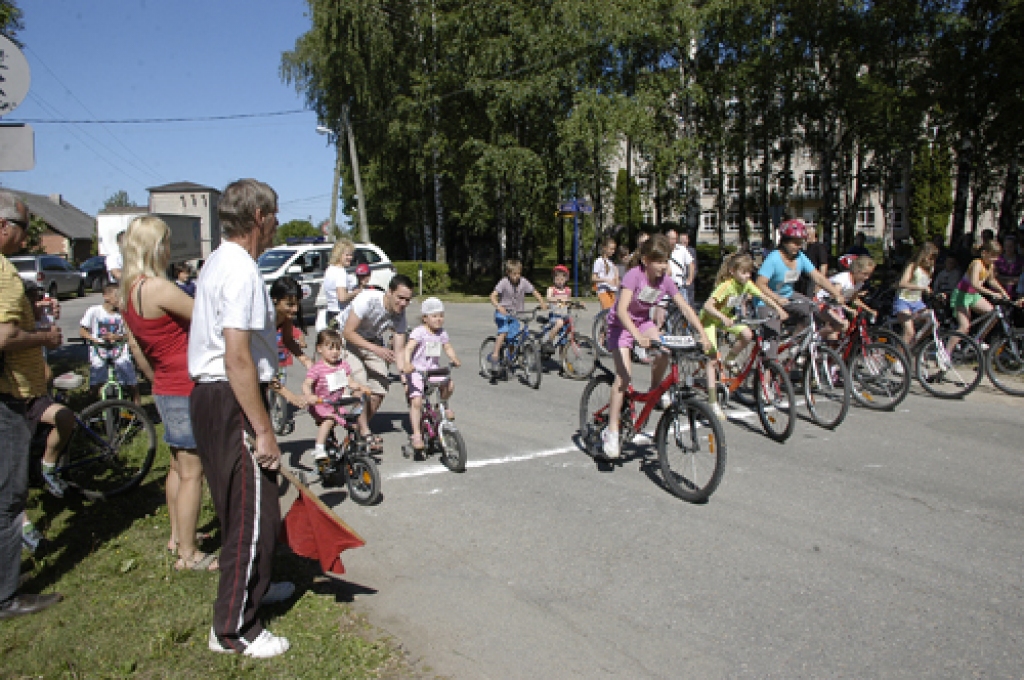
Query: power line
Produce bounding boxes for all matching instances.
[9,110,308,125]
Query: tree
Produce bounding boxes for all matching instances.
[1,0,23,39]
[613,168,642,236]
[103,190,138,210]
[275,219,320,245]
[909,143,952,246]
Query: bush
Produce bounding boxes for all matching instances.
[393,261,451,294]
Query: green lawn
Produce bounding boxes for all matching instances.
[1,425,419,679]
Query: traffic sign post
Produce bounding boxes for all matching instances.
[555,197,593,297]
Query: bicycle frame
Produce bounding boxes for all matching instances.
[832,310,875,362]
[50,390,129,474]
[613,355,685,436]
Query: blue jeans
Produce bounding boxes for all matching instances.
[0,400,31,606]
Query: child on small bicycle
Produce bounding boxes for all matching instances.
[403,297,461,453]
[79,282,139,404]
[951,240,1014,348]
[542,264,573,349]
[602,234,710,458]
[816,254,877,337]
[487,259,547,372]
[701,253,788,421]
[303,329,370,463]
[895,242,939,346]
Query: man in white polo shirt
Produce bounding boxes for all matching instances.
[188,179,292,659]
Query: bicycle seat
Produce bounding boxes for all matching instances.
[53,372,84,391]
[423,368,451,379]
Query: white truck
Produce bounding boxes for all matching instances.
[96,211,202,263]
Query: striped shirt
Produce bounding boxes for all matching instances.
[0,255,47,398]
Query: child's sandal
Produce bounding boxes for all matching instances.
[409,434,425,450]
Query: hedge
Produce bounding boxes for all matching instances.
[392,261,451,294]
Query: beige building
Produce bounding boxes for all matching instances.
[147,181,221,258]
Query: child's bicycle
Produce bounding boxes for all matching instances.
[478,307,543,389]
[296,394,381,505]
[579,335,728,503]
[31,371,157,500]
[91,337,131,401]
[537,301,597,380]
[268,367,295,436]
[826,308,911,411]
[400,367,467,472]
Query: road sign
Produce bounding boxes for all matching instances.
[0,123,34,171]
[0,36,31,116]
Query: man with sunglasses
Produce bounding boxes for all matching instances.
[0,191,64,620]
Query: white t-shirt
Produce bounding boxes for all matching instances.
[188,241,277,382]
[669,244,693,289]
[592,257,617,293]
[80,305,130,369]
[338,288,408,343]
[322,265,358,313]
[105,251,123,283]
[816,271,863,304]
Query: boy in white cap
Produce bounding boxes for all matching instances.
[403,297,460,454]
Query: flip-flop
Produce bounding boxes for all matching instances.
[175,551,219,572]
[360,433,384,450]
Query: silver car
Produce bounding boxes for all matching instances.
[10,255,87,298]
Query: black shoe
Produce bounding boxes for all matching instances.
[0,593,63,620]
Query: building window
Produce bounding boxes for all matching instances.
[700,211,718,231]
[856,207,877,230]
[750,212,763,231]
[727,174,741,194]
[893,208,904,230]
[191,194,197,207]
[803,171,821,196]
[802,209,818,227]
[180,195,186,208]
[202,195,208,207]
[702,177,715,195]
[726,212,740,231]
[748,175,762,191]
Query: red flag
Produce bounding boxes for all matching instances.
[279,468,365,575]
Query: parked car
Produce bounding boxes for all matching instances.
[78,255,108,292]
[257,239,394,321]
[10,255,87,298]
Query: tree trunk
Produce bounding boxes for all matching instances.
[716,154,726,253]
[999,160,1019,237]
[950,144,972,248]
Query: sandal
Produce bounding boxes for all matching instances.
[409,434,425,450]
[360,432,384,451]
[175,551,219,572]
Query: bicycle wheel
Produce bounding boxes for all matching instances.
[802,346,851,429]
[754,359,796,442]
[915,330,984,399]
[344,454,381,505]
[268,390,292,436]
[849,341,911,411]
[656,399,727,503]
[478,336,498,378]
[438,423,468,472]
[986,332,1024,396]
[62,399,157,499]
[868,327,911,363]
[579,373,614,455]
[561,333,597,380]
[521,338,543,389]
[592,310,610,356]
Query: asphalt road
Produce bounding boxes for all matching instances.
[59,293,1024,678]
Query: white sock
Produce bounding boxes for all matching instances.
[313,444,327,460]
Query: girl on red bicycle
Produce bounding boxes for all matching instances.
[602,234,709,458]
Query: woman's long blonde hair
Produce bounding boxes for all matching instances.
[330,237,355,266]
[120,215,171,303]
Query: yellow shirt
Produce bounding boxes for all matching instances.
[699,278,763,328]
[0,255,47,398]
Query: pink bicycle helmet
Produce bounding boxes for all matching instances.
[779,219,808,240]
[838,254,858,270]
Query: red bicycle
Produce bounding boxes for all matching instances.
[827,308,911,410]
[578,336,727,503]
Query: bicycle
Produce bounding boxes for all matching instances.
[881,298,984,399]
[537,301,597,380]
[478,307,543,389]
[90,338,132,402]
[695,315,797,443]
[960,297,1024,396]
[296,394,381,505]
[268,366,295,436]
[400,367,467,472]
[32,371,157,500]
[579,335,727,503]
[827,308,911,411]
[773,300,852,430]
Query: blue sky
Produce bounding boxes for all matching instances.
[1,0,341,225]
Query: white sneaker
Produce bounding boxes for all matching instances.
[658,393,672,409]
[243,629,291,658]
[601,428,620,459]
[712,404,727,422]
[209,627,233,654]
[312,447,328,461]
[262,581,296,606]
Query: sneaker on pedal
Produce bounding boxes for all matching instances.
[41,467,68,498]
[601,428,620,459]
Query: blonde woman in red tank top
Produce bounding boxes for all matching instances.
[122,215,217,571]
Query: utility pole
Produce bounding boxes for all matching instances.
[342,105,370,243]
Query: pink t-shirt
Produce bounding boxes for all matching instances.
[608,266,679,332]
[408,325,449,372]
[306,358,354,422]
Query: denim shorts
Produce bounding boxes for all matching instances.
[894,299,926,316]
[153,394,197,450]
[494,312,523,338]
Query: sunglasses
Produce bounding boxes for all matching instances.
[2,217,28,230]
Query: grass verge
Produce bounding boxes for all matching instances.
[1,427,417,679]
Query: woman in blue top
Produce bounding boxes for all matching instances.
[755,220,843,319]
